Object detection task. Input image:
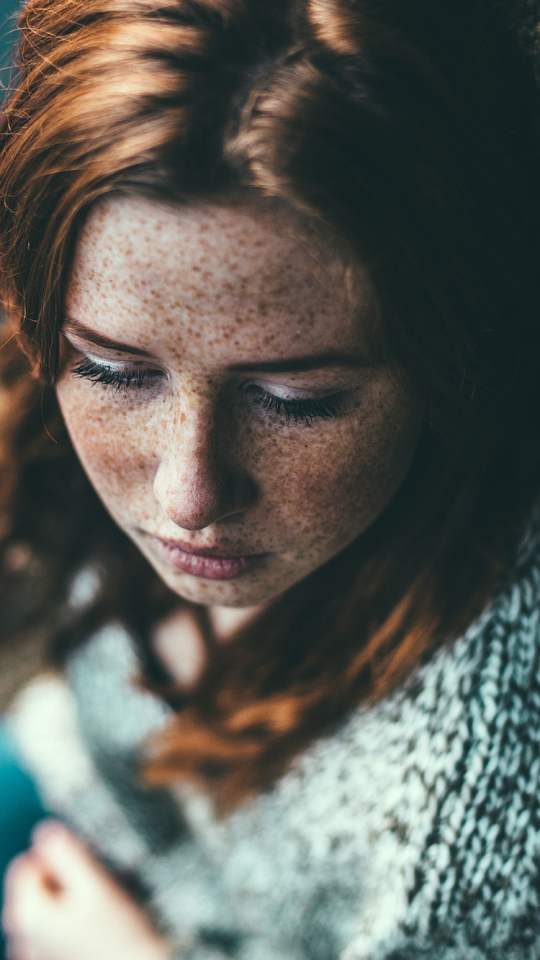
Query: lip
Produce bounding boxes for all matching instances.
[151,536,271,581]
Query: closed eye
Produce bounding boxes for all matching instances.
[245,384,345,425]
[71,359,347,426]
[70,358,163,391]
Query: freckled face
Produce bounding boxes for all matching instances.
[56,196,422,608]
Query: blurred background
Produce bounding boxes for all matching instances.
[0,0,48,716]
[0,18,49,951]
[0,0,18,87]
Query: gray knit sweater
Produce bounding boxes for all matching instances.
[7,519,540,960]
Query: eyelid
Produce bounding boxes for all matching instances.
[77,350,165,375]
[247,378,346,400]
[83,353,133,371]
[63,334,157,367]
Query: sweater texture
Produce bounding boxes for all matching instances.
[7,516,540,960]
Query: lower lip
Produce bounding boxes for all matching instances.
[156,541,269,580]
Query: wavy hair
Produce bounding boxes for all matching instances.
[1,0,540,808]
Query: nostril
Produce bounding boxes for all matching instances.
[153,457,255,531]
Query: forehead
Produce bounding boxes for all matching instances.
[66,196,373,358]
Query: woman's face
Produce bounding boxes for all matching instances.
[56,196,421,609]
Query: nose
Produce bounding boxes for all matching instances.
[153,397,255,531]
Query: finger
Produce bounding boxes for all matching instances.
[2,851,51,938]
[31,820,106,896]
[3,853,35,935]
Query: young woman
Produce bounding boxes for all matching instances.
[0,0,540,958]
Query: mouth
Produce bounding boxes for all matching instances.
[150,536,271,581]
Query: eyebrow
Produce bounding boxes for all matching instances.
[62,317,368,372]
[63,318,150,357]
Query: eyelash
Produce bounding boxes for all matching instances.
[245,385,343,425]
[70,359,344,425]
[71,358,160,391]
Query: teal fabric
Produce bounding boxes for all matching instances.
[0,724,46,957]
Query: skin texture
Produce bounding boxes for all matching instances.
[55,196,422,623]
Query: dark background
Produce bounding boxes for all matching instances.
[0,0,20,93]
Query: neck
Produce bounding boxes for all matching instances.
[206,603,267,644]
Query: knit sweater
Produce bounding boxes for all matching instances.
[7,517,540,960]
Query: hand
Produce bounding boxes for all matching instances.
[2,820,172,960]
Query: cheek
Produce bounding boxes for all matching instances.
[263,396,421,544]
[55,382,154,505]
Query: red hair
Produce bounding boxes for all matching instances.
[1,0,539,809]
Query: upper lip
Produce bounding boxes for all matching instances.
[151,535,265,559]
